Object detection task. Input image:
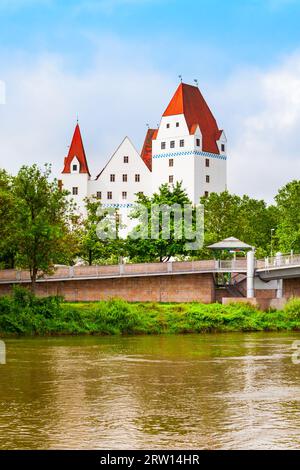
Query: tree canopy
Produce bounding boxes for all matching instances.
[0,163,299,270]
[12,164,77,291]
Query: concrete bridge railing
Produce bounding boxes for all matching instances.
[262,253,300,270]
[0,258,249,284]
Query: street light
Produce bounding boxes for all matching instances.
[270,228,275,258]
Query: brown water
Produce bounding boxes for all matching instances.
[0,333,300,450]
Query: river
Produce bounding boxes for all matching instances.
[0,333,299,450]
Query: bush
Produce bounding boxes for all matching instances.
[0,291,300,336]
[284,298,300,320]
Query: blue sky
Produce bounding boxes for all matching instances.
[1,0,299,73]
[1,0,300,200]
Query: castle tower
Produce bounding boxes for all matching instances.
[151,82,227,203]
[61,123,90,214]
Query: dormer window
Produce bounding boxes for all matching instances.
[221,144,225,152]
[124,156,129,163]
[72,164,78,171]
[196,138,201,147]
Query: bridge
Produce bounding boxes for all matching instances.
[0,259,249,284]
[0,254,299,307]
[0,254,298,284]
[256,253,300,280]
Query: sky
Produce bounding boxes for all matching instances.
[1,0,300,202]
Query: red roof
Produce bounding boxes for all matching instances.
[163,83,221,154]
[141,128,157,171]
[62,123,90,175]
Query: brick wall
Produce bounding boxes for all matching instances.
[284,278,300,299]
[0,273,215,303]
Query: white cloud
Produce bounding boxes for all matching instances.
[0,43,172,179]
[1,40,300,203]
[210,52,300,202]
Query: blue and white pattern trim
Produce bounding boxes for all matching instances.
[153,150,227,161]
[102,203,134,209]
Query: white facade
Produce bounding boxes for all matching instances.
[152,117,227,204]
[60,82,227,227]
[61,170,90,215]
[88,137,152,207]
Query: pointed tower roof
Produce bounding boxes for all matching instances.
[62,123,91,176]
[140,128,157,171]
[163,83,221,154]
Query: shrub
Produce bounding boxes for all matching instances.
[284,298,300,320]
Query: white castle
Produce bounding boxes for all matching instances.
[60,82,227,226]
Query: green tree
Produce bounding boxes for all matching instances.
[0,169,16,268]
[275,180,300,253]
[200,190,278,258]
[13,164,77,291]
[79,197,125,265]
[126,182,196,262]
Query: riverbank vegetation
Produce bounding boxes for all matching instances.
[0,288,300,337]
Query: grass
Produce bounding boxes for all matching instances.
[0,287,300,336]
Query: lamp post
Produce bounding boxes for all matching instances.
[270,228,275,258]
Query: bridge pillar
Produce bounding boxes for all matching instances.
[247,249,255,298]
[275,252,283,266]
[277,279,283,299]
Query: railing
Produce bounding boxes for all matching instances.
[217,259,247,270]
[0,258,249,283]
[260,253,300,270]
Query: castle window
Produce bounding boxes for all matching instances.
[180,139,184,148]
[123,174,128,182]
[135,174,140,182]
[110,174,115,182]
[107,191,112,200]
[196,138,201,147]
[206,175,210,183]
[96,191,102,199]
[124,156,129,163]
[161,142,166,150]
[205,158,210,167]
[170,141,175,149]
[122,191,127,200]
[72,187,78,195]
[169,159,174,167]
[166,123,170,128]
[169,175,174,183]
[176,122,179,127]
[204,191,209,197]
[72,164,78,171]
[221,144,225,152]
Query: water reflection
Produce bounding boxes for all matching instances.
[0,333,299,449]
